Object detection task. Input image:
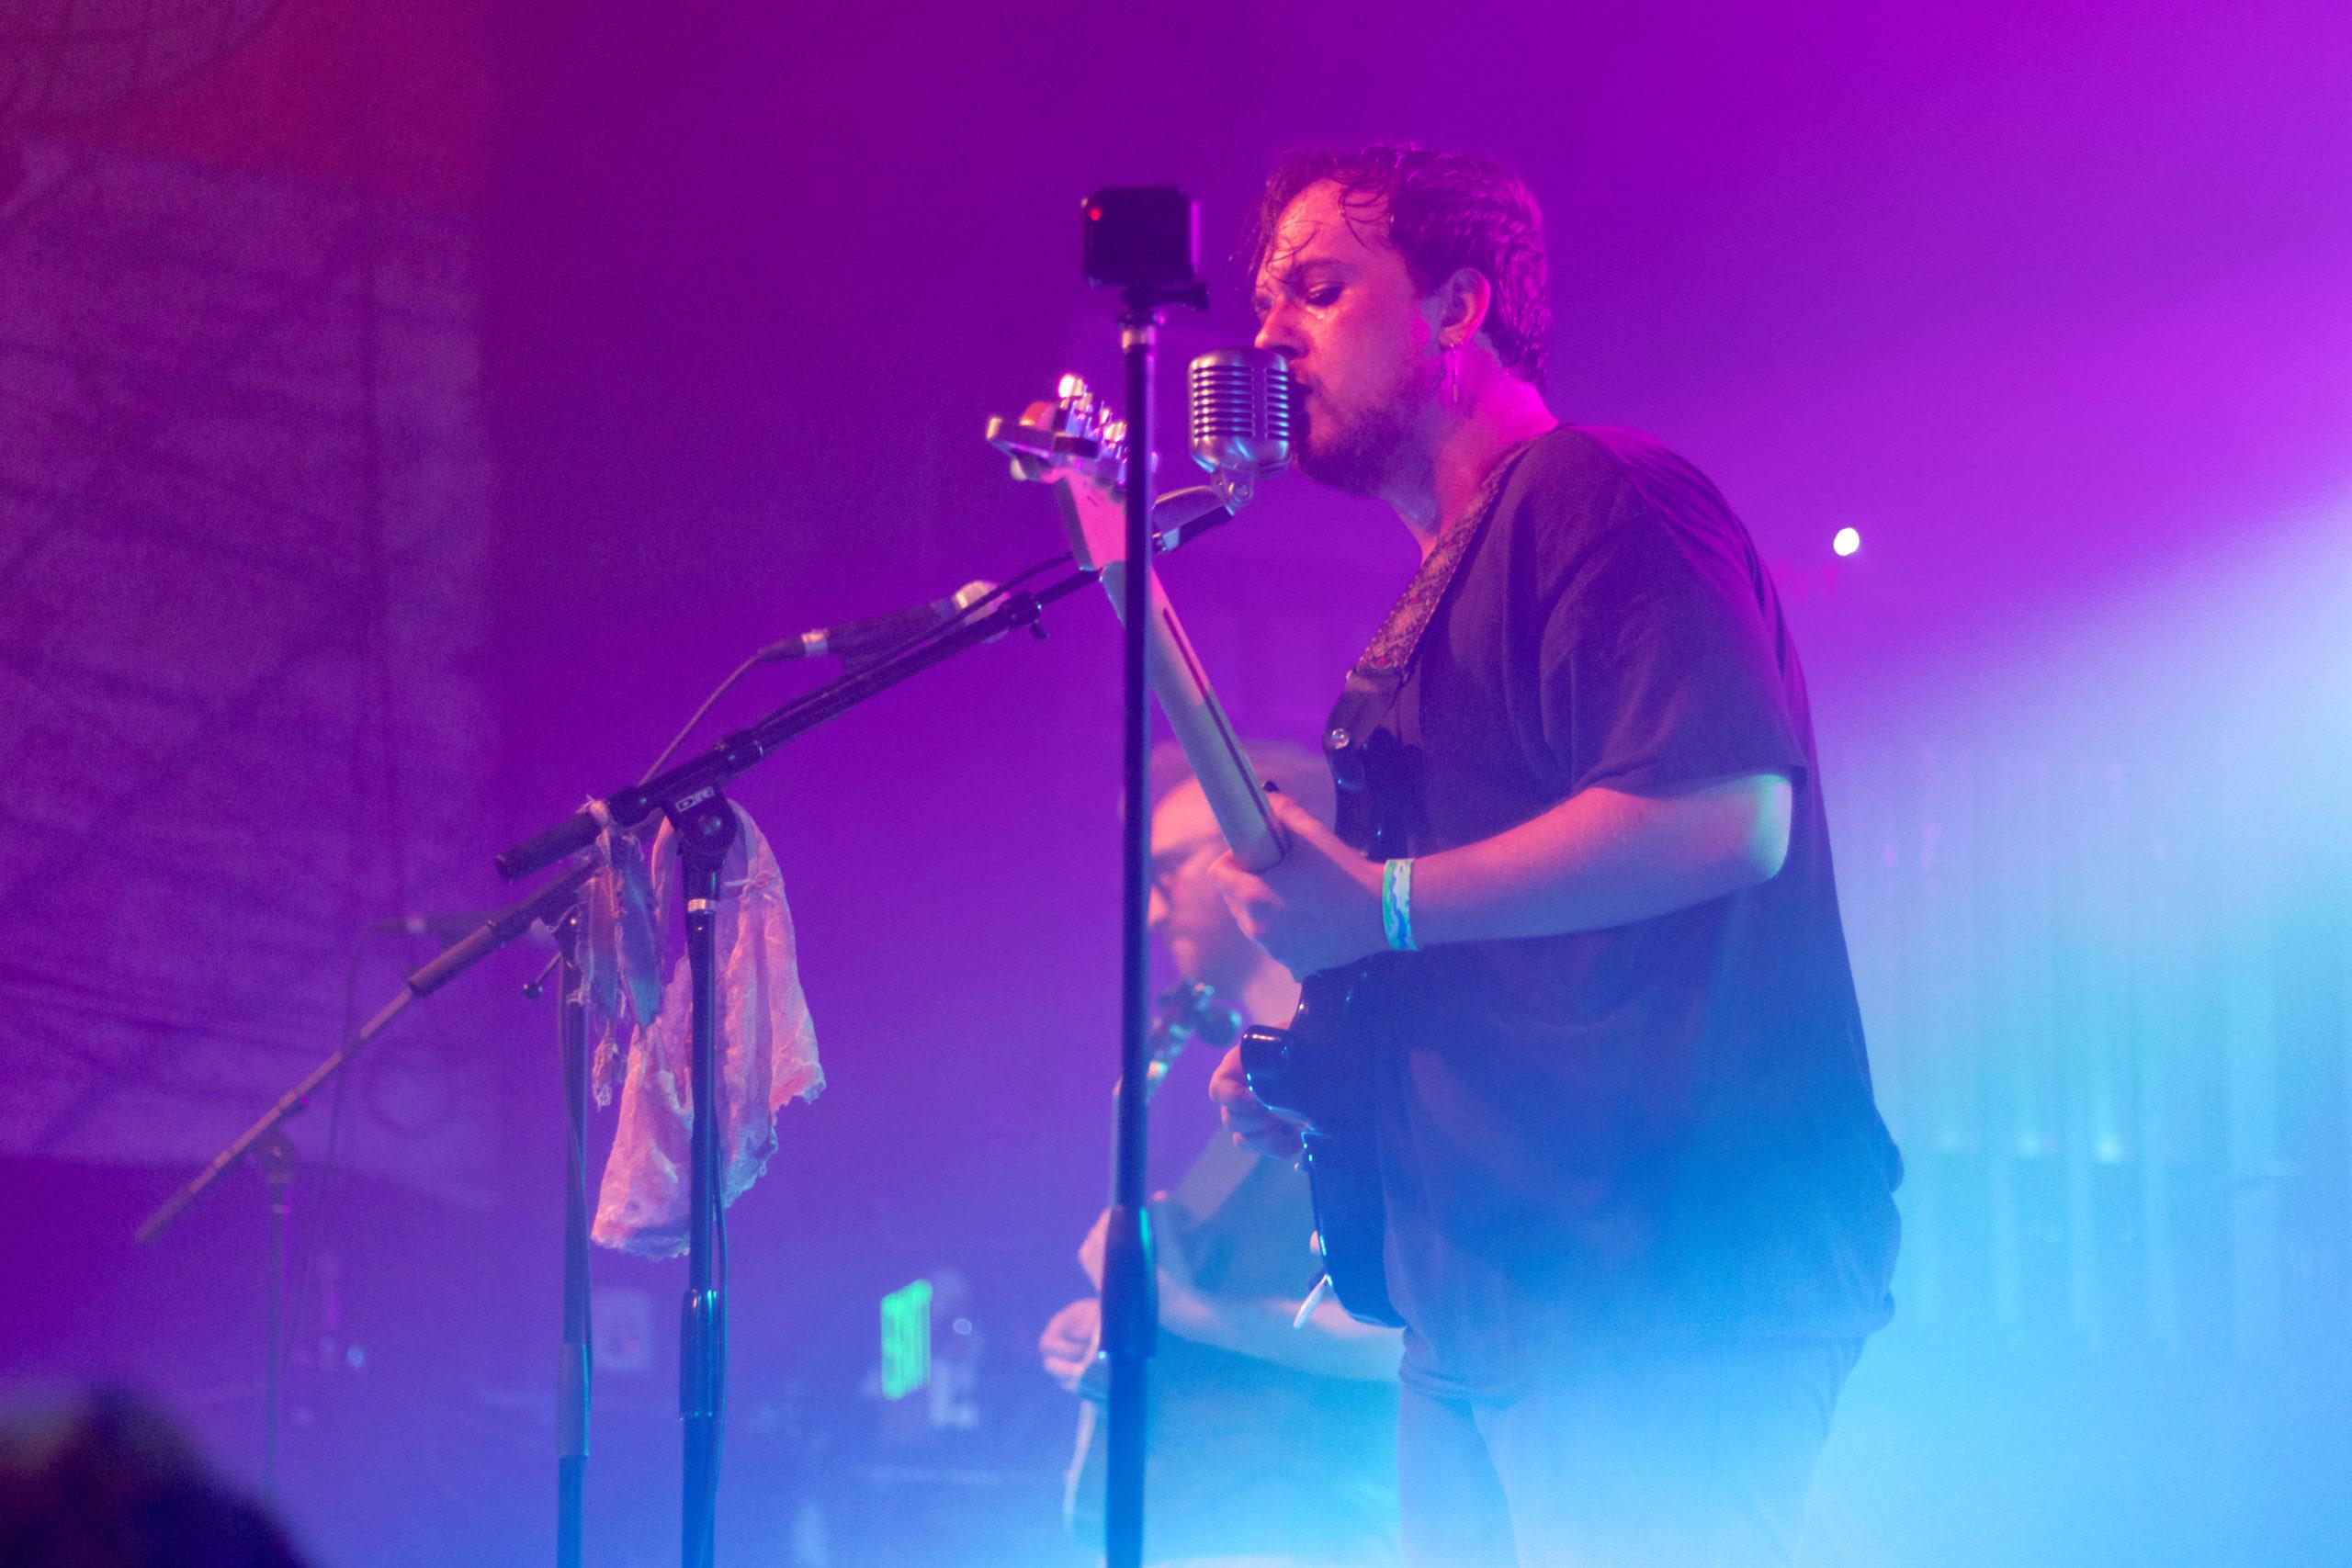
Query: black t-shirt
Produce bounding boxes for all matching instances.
[1349,425,1903,1399]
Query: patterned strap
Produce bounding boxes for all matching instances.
[1324,436,1545,858]
[1353,435,1542,678]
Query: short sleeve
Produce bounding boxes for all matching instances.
[1540,506,1807,797]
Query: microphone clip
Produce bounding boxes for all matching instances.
[1207,468,1257,512]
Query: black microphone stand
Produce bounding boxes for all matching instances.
[253,1126,299,1506]
[669,785,737,1568]
[493,566,1105,1567]
[133,860,595,1513]
[492,400,1240,1566]
[523,912,594,1568]
[134,862,596,1258]
[138,861,598,1223]
[1102,290,1161,1568]
[136,556,1140,1566]
[1099,273,1207,1568]
[495,576,1099,886]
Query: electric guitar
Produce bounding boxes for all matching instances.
[987,380,1402,1328]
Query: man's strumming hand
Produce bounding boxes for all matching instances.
[1207,792,1385,978]
[1209,1043,1305,1163]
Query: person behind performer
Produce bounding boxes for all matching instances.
[1039,739,1404,1568]
[1204,147,1904,1568]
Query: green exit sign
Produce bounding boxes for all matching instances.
[879,1278,933,1401]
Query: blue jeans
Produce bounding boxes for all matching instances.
[1396,1337,1860,1568]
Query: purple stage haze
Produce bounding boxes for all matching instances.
[3,2,2347,1563]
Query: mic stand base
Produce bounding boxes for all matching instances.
[255,1128,299,1508]
[1101,278,1201,1568]
[669,788,740,1568]
[553,911,593,1568]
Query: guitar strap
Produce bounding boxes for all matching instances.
[1325,434,1544,852]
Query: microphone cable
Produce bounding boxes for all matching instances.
[638,552,1069,785]
[639,648,771,787]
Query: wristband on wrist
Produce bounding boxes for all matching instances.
[1380,857,1420,952]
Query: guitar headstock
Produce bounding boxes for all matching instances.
[985,375,1132,572]
[986,374,1126,489]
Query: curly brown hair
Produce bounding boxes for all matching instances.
[1249,145,1552,391]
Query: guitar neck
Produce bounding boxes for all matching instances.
[1097,558,1283,874]
[1001,392,1283,873]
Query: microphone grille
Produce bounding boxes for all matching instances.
[1188,348,1296,476]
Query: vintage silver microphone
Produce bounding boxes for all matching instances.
[1186,347,1299,507]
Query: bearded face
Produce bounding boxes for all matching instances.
[1251,181,1445,501]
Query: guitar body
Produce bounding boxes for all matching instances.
[1238,963,1401,1327]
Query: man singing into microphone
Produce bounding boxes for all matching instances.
[1204,147,1903,1566]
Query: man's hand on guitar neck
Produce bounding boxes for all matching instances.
[1207,792,1386,980]
[1209,1043,1306,1163]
